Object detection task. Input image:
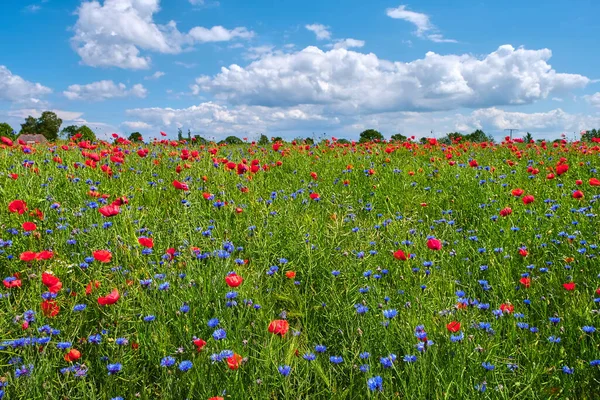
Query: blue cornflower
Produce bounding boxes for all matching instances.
[582,326,596,334]
[14,364,34,378]
[143,315,156,322]
[303,353,316,361]
[315,345,327,353]
[367,376,383,392]
[212,329,226,340]
[383,309,397,319]
[56,342,72,350]
[115,338,128,346]
[562,365,574,374]
[160,356,176,367]
[178,361,193,372]
[329,356,343,364]
[208,318,220,328]
[107,363,122,375]
[180,303,190,313]
[73,304,87,312]
[278,365,291,376]
[482,362,495,371]
[403,355,417,363]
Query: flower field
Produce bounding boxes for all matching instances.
[0,136,599,399]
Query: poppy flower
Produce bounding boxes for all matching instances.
[98,288,120,305]
[393,249,408,260]
[589,178,600,186]
[556,164,569,175]
[208,397,225,400]
[309,193,320,200]
[518,248,528,257]
[20,251,37,262]
[268,320,289,336]
[36,250,54,260]
[426,238,442,251]
[511,188,524,197]
[3,277,22,288]
[41,299,60,317]
[193,338,207,351]
[225,273,243,287]
[85,280,101,295]
[42,272,62,293]
[499,303,514,313]
[519,277,531,288]
[64,349,81,362]
[499,207,512,217]
[446,321,461,333]
[522,195,535,205]
[172,180,189,190]
[22,222,37,231]
[99,204,120,217]
[93,250,112,263]
[226,353,243,370]
[138,237,154,248]
[562,282,576,291]
[285,271,296,279]
[572,190,584,199]
[8,200,28,214]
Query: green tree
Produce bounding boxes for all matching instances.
[337,138,351,144]
[177,128,183,141]
[462,129,493,143]
[193,135,208,145]
[390,133,407,142]
[359,129,383,143]
[61,125,79,139]
[258,134,269,145]
[304,137,314,144]
[582,129,599,142]
[37,111,62,141]
[187,129,192,141]
[219,136,243,145]
[271,136,283,143]
[129,132,143,142]
[0,122,15,139]
[19,116,38,135]
[523,132,533,143]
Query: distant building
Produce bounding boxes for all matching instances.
[17,134,48,145]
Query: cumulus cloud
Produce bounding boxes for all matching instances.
[126,102,337,136]
[71,0,253,69]
[191,45,589,113]
[0,65,52,105]
[122,120,153,129]
[144,71,165,80]
[329,38,365,50]
[63,80,147,101]
[583,92,600,108]
[305,24,331,40]
[386,5,456,43]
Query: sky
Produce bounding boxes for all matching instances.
[1,0,599,141]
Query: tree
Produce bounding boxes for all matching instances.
[258,134,269,145]
[219,136,243,145]
[337,138,351,144]
[304,137,314,144]
[61,125,78,139]
[193,135,208,145]
[0,122,15,139]
[129,132,143,142]
[177,128,183,141]
[390,133,407,142]
[37,111,62,141]
[582,129,599,142]
[60,125,96,141]
[463,129,493,143]
[187,129,192,141]
[19,111,62,141]
[523,132,533,143]
[271,136,283,143]
[359,129,383,143]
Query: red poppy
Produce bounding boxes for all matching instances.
[64,349,81,362]
[41,299,60,317]
[22,222,37,231]
[42,272,62,293]
[518,248,528,257]
[572,190,584,199]
[575,180,583,185]
[393,249,408,261]
[225,273,243,287]
[93,250,112,263]
[193,338,207,351]
[8,200,28,214]
[20,251,37,262]
[519,277,531,288]
[268,319,289,336]
[98,288,120,305]
[99,204,120,217]
[138,237,154,248]
[209,397,224,400]
[3,278,22,288]
[589,178,600,186]
[226,353,243,370]
[285,271,296,279]
[36,250,54,260]
[85,280,101,295]
[310,172,318,180]
[172,180,189,190]
[511,188,524,197]
[562,282,576,291]
[522,195,535,205]
[499,303,514,313]
[309,193,320,200]
[556,164,569,175]
[499,207,512,217]
[446,321,461,333]
[427,238,442,251]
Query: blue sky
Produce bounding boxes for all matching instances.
[1,0,599,141]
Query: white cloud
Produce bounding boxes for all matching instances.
[243,45,275,60]
[7,108,84,121]
[174,61,198,68]
[386,5,456,43]
[144,71,165,80]
[191,45,589,113]
[328,38,365,50]
[0,65,52,105]
[188,0,204,4]
[126,101,337,137]
[188,26,254,42]
[63,80,148,101]
[305,24,331,40]
[122,120,153,129]
[25,4,41,12]
[583,92,600,108]
[71,0,253,69]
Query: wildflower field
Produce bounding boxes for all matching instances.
[1,135,599,399]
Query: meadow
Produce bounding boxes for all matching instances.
[0,136,599,399]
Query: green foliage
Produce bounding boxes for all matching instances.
[193,135,208,145]
[390,133,407,141]
[304,137,315,144]
[129,132,143,142]
[336,138,350,144]
[523,132,534,143]
[177,128,183,141]
[581,128,600,142]
[19,111,62,141]
[0,122,15,138]
[359,129,383,143]
[219,136,243,145]
[61,125,96,141]
[271,136,283,143]
[258,134,270,145]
